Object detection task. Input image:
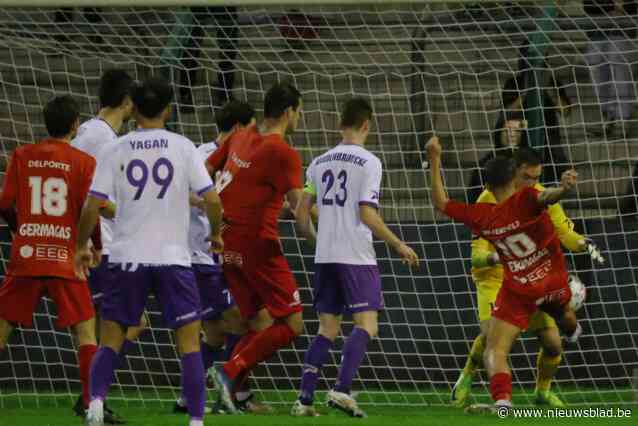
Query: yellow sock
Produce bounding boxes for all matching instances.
[462,335,486,377]
[536,348,562,392]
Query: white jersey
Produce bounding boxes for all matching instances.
[71,118,118,255]
[305,143,382,265]
[189,141,220,266]
[90,128,214,266]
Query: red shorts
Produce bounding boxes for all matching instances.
[222,233,301,320]
[0,276,95,329]
[493,279,571,330]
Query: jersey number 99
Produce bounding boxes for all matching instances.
[126,158,174,200]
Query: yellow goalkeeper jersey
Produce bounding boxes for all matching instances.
[470,183,584,288]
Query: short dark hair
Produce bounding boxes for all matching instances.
[215,100,255,132]
[43,95,79,138]
[514,147,542,168]
[340,97,373,129]
[131,77,173,119]
[485,156,517,190]
[99,69,133,109]
[263,82,301,119]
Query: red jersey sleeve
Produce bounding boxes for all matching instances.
[0,150,19,211]
[270,142,302,195]
[0,150,19,231]
[444,199,493,234]
[207,134,231,172]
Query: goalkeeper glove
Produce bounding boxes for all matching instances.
[580,238,605,265]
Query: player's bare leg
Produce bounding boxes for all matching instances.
[294,313,342,417]
[327,310,377,418]
[452,319,489,407]
[466,317,520,415]
[534,327,566,408]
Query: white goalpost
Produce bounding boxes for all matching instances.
[0,0,636,408]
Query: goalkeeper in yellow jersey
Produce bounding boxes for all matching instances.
[451,147,605,408]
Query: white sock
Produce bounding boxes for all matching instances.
[88,399,104,419]
[495,399,512,408]
[189,420,204,426]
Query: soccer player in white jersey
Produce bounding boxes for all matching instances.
[75,77,223,426]
[292,98,419,417]
[174,100,267,415]
[71,69,143,424]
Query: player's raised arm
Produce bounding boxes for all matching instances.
[537,169,578,207]
[425,135,449,212]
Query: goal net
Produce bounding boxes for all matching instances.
[0,0,636,408]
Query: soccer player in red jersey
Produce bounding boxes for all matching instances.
[206,82,304,412]
[425,135,581,413]
[0,96,101,416]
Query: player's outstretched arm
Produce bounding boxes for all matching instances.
[294,191,317,246]
[360,205,418,267]
[425,135,449,213]
[537,169,578,207]
[201,188,224,253]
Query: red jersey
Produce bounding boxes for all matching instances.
[207,127,303,240]
[445,186,568,300]
[0,139,97,280]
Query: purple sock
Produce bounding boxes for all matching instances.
[201,342,224,370]
[224,334,241,361]
[117,339,134,370]
[334,328,370,394]
[89,347,119,401]
[299,334,333,405]
[181,352,205,421]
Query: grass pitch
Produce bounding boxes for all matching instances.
[0,389,635,426]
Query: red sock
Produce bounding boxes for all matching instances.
[223,323,295,379]
[231,331,257,360]
[78,344,98,408]
[490,372,512,402]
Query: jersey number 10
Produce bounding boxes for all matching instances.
[494,232,537,259]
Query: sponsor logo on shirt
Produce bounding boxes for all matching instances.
[231,152,251,169]
[27,160,70,172]
[507,248,549,273]
[483,221,521,236]
[34,243,69,262]
[19,244,34,258]
[19,223,71,240]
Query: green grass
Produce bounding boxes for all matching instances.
[0,390,635,426]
